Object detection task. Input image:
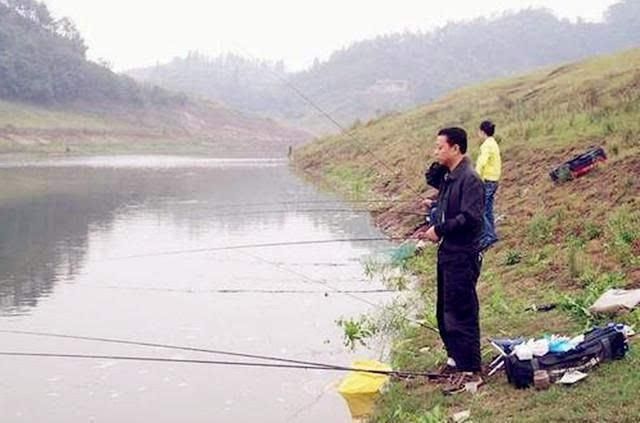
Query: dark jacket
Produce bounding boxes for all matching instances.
[434,157,485,253]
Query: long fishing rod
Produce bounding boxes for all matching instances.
[205,199,425,219]
[208,199,413,210]
[93,286,393,295]
[1,234,441,369]
[233,45,427,199]
[0,329,352,370]
[106,237,405,261]
[200,208,426,218]
[0,329,435,378]
[0,351,442,379]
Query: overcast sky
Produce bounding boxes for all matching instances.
[43,0,620,71]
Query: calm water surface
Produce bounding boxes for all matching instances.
[0,156,393,423]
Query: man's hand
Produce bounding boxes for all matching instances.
[425,226,440,243]
[422,197,434,207]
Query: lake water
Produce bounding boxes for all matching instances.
[0,156,393,423]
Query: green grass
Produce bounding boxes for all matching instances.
[606,206,640,267]
[295,48,640,421]
[526,213,557,246]
[502,249,523,266]
[325,164,375,200]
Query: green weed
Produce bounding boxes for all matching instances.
[558,272,626,328]
[336,316,378,350]
[606,207,640,266]
[527,213,556,246]
[503,249,523,266]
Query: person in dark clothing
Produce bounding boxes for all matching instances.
[423,161,447,226]
[422,127,485,395]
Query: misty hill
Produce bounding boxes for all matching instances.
[128,0,640,134]
[0,0,309,155]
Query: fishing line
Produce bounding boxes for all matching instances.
[236,250,380,307]
[236,249,440,334]
[15,236,436,331]
[232,45,427,198]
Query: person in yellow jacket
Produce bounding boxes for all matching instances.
[476,121,501,250]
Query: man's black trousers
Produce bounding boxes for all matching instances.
[436,250,482,372]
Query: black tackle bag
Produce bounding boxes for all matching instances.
[504,326,628,389]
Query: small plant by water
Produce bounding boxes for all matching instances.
[336,316,378,350]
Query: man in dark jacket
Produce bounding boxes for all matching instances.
[423,127,485,394]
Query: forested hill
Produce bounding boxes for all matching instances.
[0,0,184,106]
[128,0,640,134]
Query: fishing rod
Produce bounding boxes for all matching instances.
[4,234,441,361]
[0,351,443,379]
[232,45,427,199]
[106,237,405,261]
[196,208,426,219]
[208,199,414,209]
[0,329,440,379]
[92,286,393,295]
[0,329,354,370]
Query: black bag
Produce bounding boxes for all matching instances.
[424,162,447,190]
[549,147,607,183]
[504,326,628,389]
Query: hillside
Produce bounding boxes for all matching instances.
[0,99,309,156]
[294,48,640,421]
[128,1,640,134]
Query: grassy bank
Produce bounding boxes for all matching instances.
[295,48,640,421]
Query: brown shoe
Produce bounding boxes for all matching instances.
[436,362,458,376]
[442,372,483,395]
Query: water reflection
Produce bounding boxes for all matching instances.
[0,156,381,314]
[0,156,391,423]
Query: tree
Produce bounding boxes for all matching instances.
[0,0,178,105]
[53,17,86,56]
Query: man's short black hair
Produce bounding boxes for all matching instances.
[438,127,468,154]
[480,120,496,137]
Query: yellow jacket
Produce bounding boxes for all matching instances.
[476,136,502,181]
